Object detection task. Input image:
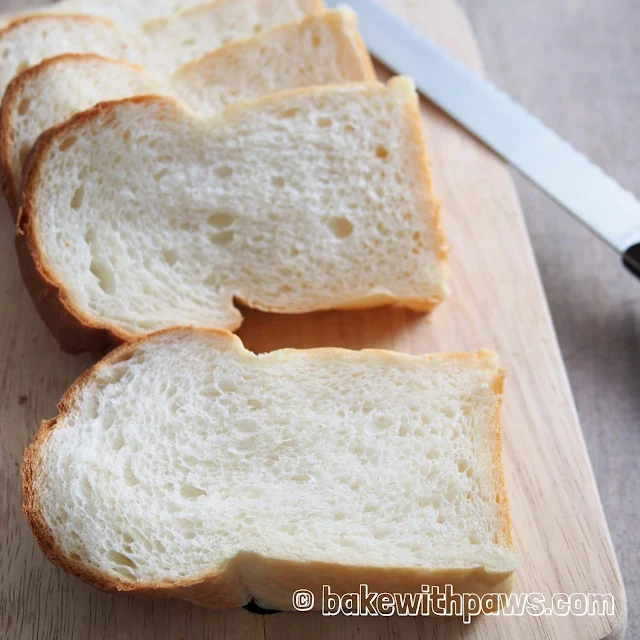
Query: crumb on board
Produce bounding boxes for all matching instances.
[18,395,27,405]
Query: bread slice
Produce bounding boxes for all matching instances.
[2,9,374,214]
[171,7,373,115]
[0,0,324,97]
[23,328,516,610]
[1,56,158,215]
[143,0,326,75]
[0,14,138,100]
[2,0,219,30]
[18,78,449,354]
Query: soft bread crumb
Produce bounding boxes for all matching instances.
[23,79,449,346]
[2,9,374,214]
[0,0,325,97]
[24,329,515,609]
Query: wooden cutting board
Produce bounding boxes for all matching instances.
[0,0,626,637]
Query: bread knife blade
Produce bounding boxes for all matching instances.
[327,0,640,279]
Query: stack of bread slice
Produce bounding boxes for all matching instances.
[6,0,516,614]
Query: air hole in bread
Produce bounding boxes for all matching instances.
[154,168,168,182]
[124,466,139,487]
[279,107,299,119]
[209,231,234,246]
[123,130,131,142]
[90,259,116,295]
[271,176,285,188]
[17,97,31,116]
[203,273,218,287]
[376,222,389,237]
[376,145,389,159]
[85,227,95,244]
[59,135,78,152]
[253,24,263,34]
[207,212,234,228]
[107,550,136,569]
[1,49,8,60]
[162,249,178,266]
[230,438,259,454]
[236,419,259,434]
[372,415,392,433]
[317,116,332,127]
[312,33,322,47]
[70,186,84,210]
[327,216,353,239]
[219,378,237,393]
[181,36,196,47]
[16,59,28,74]
[215,165,233,179]
[181,485,207,499]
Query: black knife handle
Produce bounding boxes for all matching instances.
[623,244,640,279]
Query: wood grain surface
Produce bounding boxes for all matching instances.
[0,0,630,638]
[456,2,639,638]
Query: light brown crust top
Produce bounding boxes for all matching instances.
[23,328,514,609]
[17,81,448,355]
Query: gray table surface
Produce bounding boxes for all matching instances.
[1,0,638,637]
[457,1,639,636]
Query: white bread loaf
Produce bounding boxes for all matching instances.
[2,9,374,213]
[23,328,516,610]
[17,78,449,354]
[0,0,325,98]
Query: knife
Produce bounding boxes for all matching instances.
[326,0,640,279]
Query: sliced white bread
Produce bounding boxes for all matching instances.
[2,0,217,30]
[2,9,375,214]
[0,14,138,99]
[0,0,325,98]
[17,78,449,354]
[144,0,326,74]
[23,328,516,610]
